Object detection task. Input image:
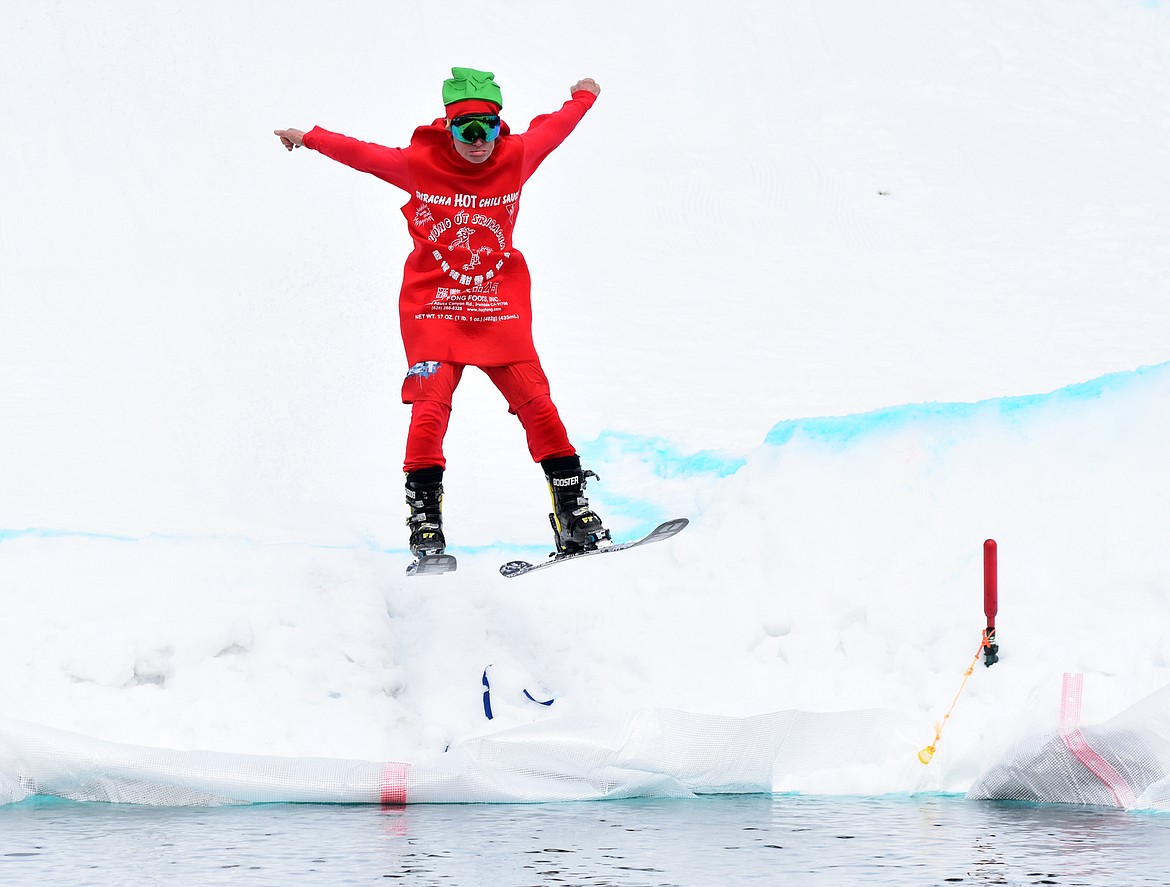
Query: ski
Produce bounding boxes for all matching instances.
[407,553,458,577]
[499,518,688,579]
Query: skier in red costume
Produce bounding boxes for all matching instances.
[275,67,609,561]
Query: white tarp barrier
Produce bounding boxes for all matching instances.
[0,716,392,805]
[17,683,1170,811]
[1,706,926,806]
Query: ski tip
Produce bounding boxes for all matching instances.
[646,517,688,540]
[408,554,458,577]
[499,559,535,579]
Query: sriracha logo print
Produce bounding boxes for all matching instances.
[413,188,519,286]
[426,209,511,287]
[411,188,522,325]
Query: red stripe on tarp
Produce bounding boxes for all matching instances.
[380,762,409,806]
[1061,729,1138,808]
[1059,673,1136,808]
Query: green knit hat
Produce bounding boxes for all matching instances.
[442,67,503,110]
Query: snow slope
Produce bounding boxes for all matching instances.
[2,0,1168,793]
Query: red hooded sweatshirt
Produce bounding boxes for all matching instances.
[302,91,597,367]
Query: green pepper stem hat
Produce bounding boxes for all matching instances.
[442,67,503,110]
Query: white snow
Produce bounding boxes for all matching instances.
[2,0,1169,793]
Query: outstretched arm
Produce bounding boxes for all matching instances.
[518,78,601,181]
[273,125,411,190]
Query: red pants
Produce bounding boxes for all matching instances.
[401,360,575,473]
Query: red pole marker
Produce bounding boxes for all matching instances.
[983,539,999,667]
[918,539,1003,763]
[983,539,998,627]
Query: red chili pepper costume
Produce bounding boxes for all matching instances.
[302,91,597,471]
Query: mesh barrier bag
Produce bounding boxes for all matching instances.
[967,680,1170,811]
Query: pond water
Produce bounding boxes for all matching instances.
[1,793,1167,886]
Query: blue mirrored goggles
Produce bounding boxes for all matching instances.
[450,114,501,144]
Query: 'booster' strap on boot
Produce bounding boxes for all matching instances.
[542,457,610,553]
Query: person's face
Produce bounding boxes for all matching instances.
[451,134,495,164]
[447,113,501,164]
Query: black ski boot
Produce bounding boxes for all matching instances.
[405,467,445,557]
[542,455,611,554]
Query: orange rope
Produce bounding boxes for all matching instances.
[918,632,992,765]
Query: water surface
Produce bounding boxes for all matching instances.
[1,794,1167,886]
